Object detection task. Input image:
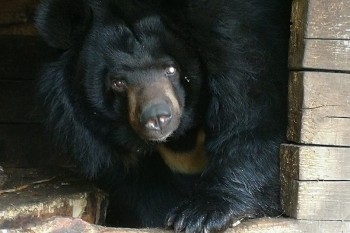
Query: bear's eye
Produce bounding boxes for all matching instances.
[111,79,127,92]
[165,66,177,76]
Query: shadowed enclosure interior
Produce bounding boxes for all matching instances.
[0,0,349,232]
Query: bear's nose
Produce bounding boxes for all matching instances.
[140,103,172,131]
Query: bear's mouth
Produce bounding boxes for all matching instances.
[147,131,174,142]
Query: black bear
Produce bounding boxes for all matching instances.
[36,0,291,232]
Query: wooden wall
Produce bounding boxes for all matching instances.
[281,0,350,231]
[0,0,70,167]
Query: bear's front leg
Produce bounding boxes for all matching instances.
[166,178,260,233]
[166,133,282,233]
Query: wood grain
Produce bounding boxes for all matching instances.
[0,168,107,228]
[289,0,350,71]
[282,180,350,220]
[291,0,350,40]
[281,144,350,181]
[290,38,350,72]
[288,72,350,146]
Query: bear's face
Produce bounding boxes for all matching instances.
[39,0,205,146]
[82,20,186,141]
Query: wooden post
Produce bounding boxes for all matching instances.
[282,1,350,231]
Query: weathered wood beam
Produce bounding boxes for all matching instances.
[281,144,350,220]
[290,39,350,72]
[281,180,350,221]
[281,144,350,181]
[288,72,350,146]
[289,0,350,71]
[0,169,107,228]
[291,0,350,40]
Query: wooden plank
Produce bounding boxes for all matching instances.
[0,168,107,228]
[289,38,350,72]
[287,72,350,146]
[281,180,350,220]
[289,0,350,71]
[0,80,41,123]
[0,124,72,167]
[281,144,350,181]
[0,0,39,35]
[20,217,350,233]
[291,0,350,40]
[0,36,53,80]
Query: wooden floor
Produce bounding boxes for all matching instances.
[14,217,350,233]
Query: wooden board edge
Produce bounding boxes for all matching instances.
[289,0,307,69]
[280,144,299,181]
[287,72,303,143]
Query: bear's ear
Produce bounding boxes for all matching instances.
[35,0,92,50]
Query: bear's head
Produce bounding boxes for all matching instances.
[36,0,206,154]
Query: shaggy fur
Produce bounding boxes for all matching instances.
[36,0,291,232]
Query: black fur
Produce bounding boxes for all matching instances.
[36,0,291,232]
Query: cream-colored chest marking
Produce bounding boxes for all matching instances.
[158,131,208,174]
